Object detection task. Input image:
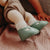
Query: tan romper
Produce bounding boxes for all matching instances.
[4,0,25,24]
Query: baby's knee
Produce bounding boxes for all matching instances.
[7,10,23,18]
[7,10,24,23]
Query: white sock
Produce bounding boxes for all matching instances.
[7,10,28,31]
[25,12,37,25]
[15,21,27,30]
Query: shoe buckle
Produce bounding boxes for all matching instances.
[36,22,39,25]
[25,28,30,31]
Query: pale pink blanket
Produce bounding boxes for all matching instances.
[0,23,50,50]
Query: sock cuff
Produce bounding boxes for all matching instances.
[15,21,27,30]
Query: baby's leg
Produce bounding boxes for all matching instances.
[7,10,27,30]
[25,12,37,25]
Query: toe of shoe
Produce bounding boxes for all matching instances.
[40,21,48,26]
[18,27,39,41]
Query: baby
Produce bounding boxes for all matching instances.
[0,0,48,41]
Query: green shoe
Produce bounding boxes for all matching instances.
[31,21,48,30]
[18,26,39,41]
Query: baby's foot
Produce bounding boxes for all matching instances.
[15,21,39,41]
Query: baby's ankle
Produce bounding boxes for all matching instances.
[15,21,28,30]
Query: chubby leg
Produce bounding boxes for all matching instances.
[25,12,37,25]
[7,10,27,30]
[7,10,39,41]
[25,12,48,30]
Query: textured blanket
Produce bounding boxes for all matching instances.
[0,23,50,50]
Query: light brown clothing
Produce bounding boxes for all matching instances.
[4,0,26,24]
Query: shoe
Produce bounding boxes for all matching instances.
[18,26,39,41]
[30,21,48,30]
